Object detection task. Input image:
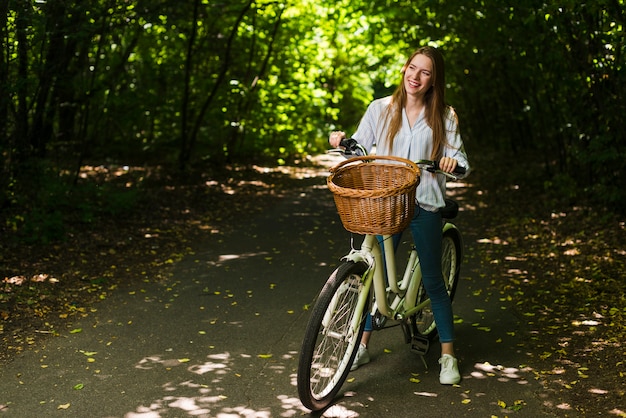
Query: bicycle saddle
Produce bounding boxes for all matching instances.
[440,199,459,219]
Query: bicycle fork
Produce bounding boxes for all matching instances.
[321,272,371,333]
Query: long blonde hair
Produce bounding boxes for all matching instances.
[381,46,448,160]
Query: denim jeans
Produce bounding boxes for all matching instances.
[364,207,455,343]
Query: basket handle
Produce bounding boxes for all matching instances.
[329,155,420,174]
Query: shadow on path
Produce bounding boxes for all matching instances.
[0,155,556,417]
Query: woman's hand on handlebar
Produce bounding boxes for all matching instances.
[438,157,458,174]
[329,131,346,148]
[417,158,466,178]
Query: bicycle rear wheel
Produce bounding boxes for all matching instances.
[297,261,368,411]
[412,227,462,337]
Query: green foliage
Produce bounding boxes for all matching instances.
[436,1,625,211]
[0,0,624,213]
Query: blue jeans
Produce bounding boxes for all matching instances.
[364,207,455,343]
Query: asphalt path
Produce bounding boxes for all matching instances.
[0,156,556,417]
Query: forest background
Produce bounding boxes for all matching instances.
[1,0,624,223]
[0,1,625,415]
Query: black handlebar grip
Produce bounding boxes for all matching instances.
[339,138,359,151]
[432,160,466,175]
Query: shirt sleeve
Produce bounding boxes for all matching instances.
[444,107,471,178]
[351,98,388,154]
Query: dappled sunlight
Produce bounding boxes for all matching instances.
[277,395,307,416]
[207,252,270,267]
[206,179,275,195]
[253,162,331,180]
[414,391,438,397]
[529,334,624,414]
[471,362,531,384]
[189,360,230,376]
[476,237,510,245]
[75,164,136,181]
[316,404,360,417]
[168,397,212,415]
[288,373,298,387]
[126,350,311,417]
[136,355,187,370]
[213,406,272,417]
[126,349,366,417]
[445,181,471,197]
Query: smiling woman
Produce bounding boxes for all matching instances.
[325,45,470,384]
[403,61,431,126]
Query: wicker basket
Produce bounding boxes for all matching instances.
[327,155,420,235]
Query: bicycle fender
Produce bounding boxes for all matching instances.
[442,222,458,234]
[442,222,464,263]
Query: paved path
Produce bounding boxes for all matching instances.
[0,158,555,417]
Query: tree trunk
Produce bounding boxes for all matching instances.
[227,4,285,160]
[179,0,254,171]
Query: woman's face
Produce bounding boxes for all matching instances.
[403,54,433,97]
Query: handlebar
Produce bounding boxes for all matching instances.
[330,138,466,180]
[416,159,467,176]
[334,138,367,156]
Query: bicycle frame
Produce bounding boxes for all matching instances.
[341,220,460,338]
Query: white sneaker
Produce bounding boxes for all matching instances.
[439,354,461,384]
[350,343,370,371]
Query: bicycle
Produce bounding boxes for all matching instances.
[297,139,466,411]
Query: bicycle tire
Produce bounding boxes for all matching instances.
[412,228,462,337]
[297,261,368,411]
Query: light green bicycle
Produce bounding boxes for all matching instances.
[297,139,466,411]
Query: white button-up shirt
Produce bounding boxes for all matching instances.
[352,96,471,212]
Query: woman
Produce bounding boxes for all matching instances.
[329,46,470,385]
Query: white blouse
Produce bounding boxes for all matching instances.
[352,96,471,212]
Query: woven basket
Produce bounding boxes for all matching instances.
[327,155,420,235]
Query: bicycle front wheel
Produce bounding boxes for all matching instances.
[412,227,462,337]
[297,261,368,411]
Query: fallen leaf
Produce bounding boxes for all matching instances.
[511,399,526,411]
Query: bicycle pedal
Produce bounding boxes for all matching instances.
[410,335,430,356]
